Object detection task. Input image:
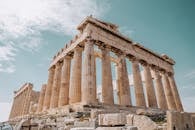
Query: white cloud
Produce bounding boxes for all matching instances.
[184,70,195,79]
[0,63,15,73]
[119,26,134,37]
[0,0,109,73]
[0,44,16,73]
[0,102,12,122]
[0,44,16,61]
[0,0,109,39]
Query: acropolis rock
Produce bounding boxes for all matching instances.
[4,16,195,130]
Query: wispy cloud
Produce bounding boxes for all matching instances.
[0,0,109,73]
[119,26,134,37]
[0,44,16,73]
[0,44,16,61]
[184,70,195,79]
[0,63,15,73]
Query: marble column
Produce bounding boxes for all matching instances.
[81,38,97,104]
[69,46,82,103]
[153,68,167,110]
[50,62,62,108]
[43,66,55,110]
[115,64,120,104]
[58,55,71,106]
[162,71,177,110]
[168,73,184,111]
[131,59,146,107]
[101,46,114,105]
[37,84,46,112]
[142,63,157,108]
[117,54,131,106]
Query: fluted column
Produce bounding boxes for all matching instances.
[101,46,114,105]
[168,73,183,111]
[162,71,177,110]
[81,38,97,104]
[131,59,146,107]
[43,66,55,110]
[50,62,63,108]
[37,84,47,112]
[142,62,157,108]
[117,54,131,106]
[114,64,119,104]
[69,46,82,103]
[58,55,71,106]
[153,68,167,110]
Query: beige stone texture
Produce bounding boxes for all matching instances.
[116,55,131,106]
[168,74,184,112]
[131,59,146,107]
[9,83,39,119]
[142,63,157,108]
[126,126,138,130]
[81,39,97,104]
[153,69,167,110]
[167,111,195,130]
[37,84,46,112]
[96,127,124,130]
[50,62,63,108]
[69,46,82,103]
[43,66,55,110]
[162,73,177,110]
[98,113,126,126]
[126,114,158,130]
[58,56,71,106]
[86,18,174,74]
[71,128,95,130]
[101,46,114,105]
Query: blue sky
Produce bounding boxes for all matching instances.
[0,0,194,121]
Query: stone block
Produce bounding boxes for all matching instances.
[96,127,124,130]
[126,126,138,130]
[126,114,134,126]
[98,113,126,126]
[71,127,95,130]
[74,121,96,128]
[126,114,158,130]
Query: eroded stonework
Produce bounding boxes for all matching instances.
[7,16,195,130]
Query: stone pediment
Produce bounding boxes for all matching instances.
[77,15,119,32]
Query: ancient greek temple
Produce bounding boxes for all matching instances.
[35,16,183,113]
[8,16,195,130]
[9,83,39,119]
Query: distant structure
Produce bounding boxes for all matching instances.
[8,16,195,130]
[9,83,39,119]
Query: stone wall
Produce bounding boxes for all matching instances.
[9,83,40,120]
[167,111,195,130]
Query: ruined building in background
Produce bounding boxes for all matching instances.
[9,83,40,119]
[8,16,195,130]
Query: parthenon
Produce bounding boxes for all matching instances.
[8,16,195,130]
[35,15,183,112]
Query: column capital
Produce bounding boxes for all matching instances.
[167,71,174,77]
[98,44,112,51]
[128,56,138,63]
[55,61,63,67]
[64,55,72,60]
[85,36,95,44]
[116,52,126,59]
[140,60,148,66]
[150,65,161,72]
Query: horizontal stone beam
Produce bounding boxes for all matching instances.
[94,51,118,63]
